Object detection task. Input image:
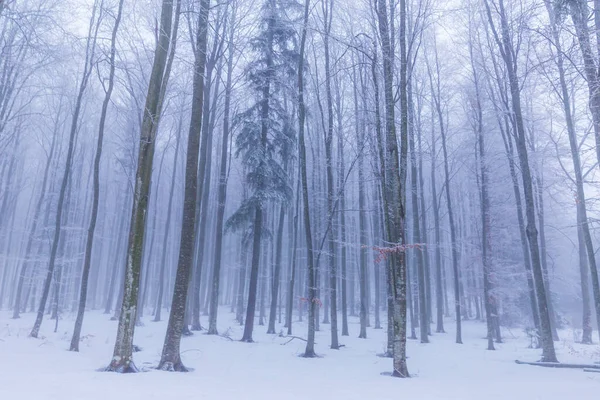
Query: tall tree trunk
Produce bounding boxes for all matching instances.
[157,0,208,372]
[321,0,339,349]
[104,198,128,315]
[108,0,179,373]
[428,43,462,344]
[298,0,317,358]
[545,0,598,342]
[335,72,349,337]
[356,65,368,340]
[239,0,277,343]
[468,29,496,350]
[70,0,124,350]
[408,77,428,344]
[12,114,58,319]
[570,0,600,169]
[30,3,101,338]
[376,0,409,377]
[208,3,236,335]
[236,240,248,325]
[154,129,181,322]
[286,169,300,335]
[267,202,286,334]
[483,0,557,362]
[139,138,172,321]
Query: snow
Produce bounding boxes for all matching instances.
[1,309,598,400]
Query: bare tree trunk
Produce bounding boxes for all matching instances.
[356,65,368,340]
[157,0,208,372]
[334,73,349,337]
[208,2,236,335]
[408,76,428,344]
[298,0,317,358]
[376,0,409,377]
[139,139,172,321]
[267,201,286,334]
[545,0,598,342]
[569,0,600,169]
[30,3,101,338]
[12,114,58,319]
[427,41,462,344]
[108,0,179,373]
[191,33,220,330]
[70,0,125,350]
[533,167,558,340]
[468,26,496,350]
[483,0,557,362]
[236,240,248,325]
[105,199,128,315]
[321,0,339,349]
[286,169,300,335]
[154,129,181,322]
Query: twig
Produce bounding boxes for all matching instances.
[281,335,309,345]
[516,360,600,369]
[219,334,234,341]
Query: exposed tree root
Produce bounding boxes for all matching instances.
[157,360,189,372]
[380,370,410,378]
[105,359,140,373]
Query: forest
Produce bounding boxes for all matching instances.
[0,0,600,398]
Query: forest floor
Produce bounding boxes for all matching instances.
[0,308,599,400]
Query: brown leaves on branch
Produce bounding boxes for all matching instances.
[364,243,426,263]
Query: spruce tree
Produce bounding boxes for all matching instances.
[227,0,297,343]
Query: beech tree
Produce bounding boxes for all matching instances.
[107,0,180,372]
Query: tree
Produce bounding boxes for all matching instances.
[297,0,317,358]
[547,0,599,343]
[483,0,557,363]
[467,12,496,349]
[208,0,237,336]
[107,0,180,373]
[157,0,210,371]
[70,0,125,351]
[30,0,101,339]
[426,36,462,344]
[153,124,181,323]
[375,0,409,377]
[227,0,295,344]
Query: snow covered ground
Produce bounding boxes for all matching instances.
[1,309,598,400]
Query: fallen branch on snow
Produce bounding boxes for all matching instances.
[280,336,309,345]
[584,368,600,373]
[515,360,600,369]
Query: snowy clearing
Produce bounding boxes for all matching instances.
[1,309,598,400]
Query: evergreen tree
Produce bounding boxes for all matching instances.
[227,0,297,343]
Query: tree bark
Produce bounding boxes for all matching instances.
[108,0,179,373]
[157,0,208,372]
[375,0,409,377]
[298,0,317,358]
